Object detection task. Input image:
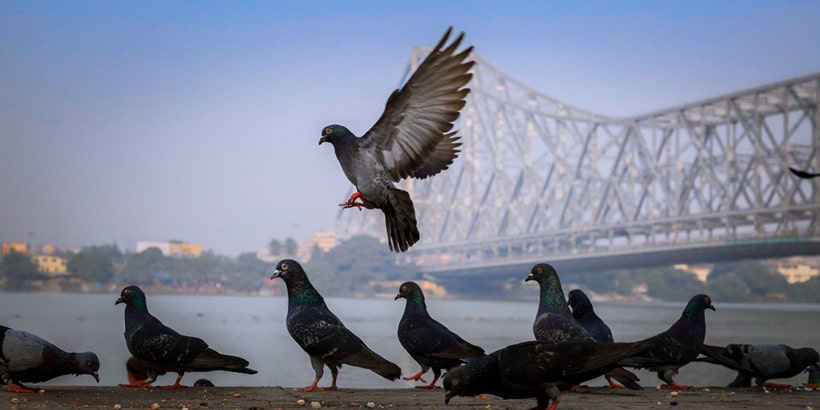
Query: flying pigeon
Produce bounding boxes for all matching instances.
[271,259,402,391]
[618,294,715,389]
[697,343,819,388]
[525,263,642,390]
[394,281,484,388]
[443,340,654,410]
[319,26,474,252]
[0,325,99,393]
[789,167,820,179]
[567,288,624,388]
[115,285,257,388]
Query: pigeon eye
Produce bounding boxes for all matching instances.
[281,263,288,270]
[401,285,407,292]
[537,267,543,273]
[325,127,333,135]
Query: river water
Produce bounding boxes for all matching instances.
[1,292,818,389]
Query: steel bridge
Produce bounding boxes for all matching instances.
[336,46,820,278]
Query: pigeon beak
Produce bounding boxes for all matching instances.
[394,293,402,300]
[115,296,124,305]
[707,304,716,311]
[270,269,283,280]
[444,390,453,404]
[319,135,328,145]
[524,274,535,282]
[92,371,100,383]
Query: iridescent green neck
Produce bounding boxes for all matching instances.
[539,277,571,314]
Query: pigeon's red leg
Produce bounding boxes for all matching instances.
[295,378,320,392]
[663,381,689,389]
[606,376,625,389]
[416,369,442,389]
[7,381,34,393]
[118,380,153,388]
[546,395,561,410]
[404,370,428,383]
[317,371,339,391]
[339,191,375,210]
[761,381,790,388]
[159,373,187,389]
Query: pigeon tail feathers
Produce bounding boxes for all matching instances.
[383,186,419,252]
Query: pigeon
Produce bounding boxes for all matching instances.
[394,281,484,388]
[697,343,819,387]
[806,364,820,388]
[567,288,623,388]
[526,263,642,390]
[115,285,257,388]
[0,324,99,393]
[789,167,820,179]
[271,259,402,391]
[319,26,473,252]
[443,340,655,410]
[618,294,715,389]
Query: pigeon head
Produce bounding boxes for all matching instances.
[681,294,716,319]
[115,285,147,308]
[395,281,428,312]
[567,289,594,315]
[319,124,353,145]
[525,263,569,312]
[442,360,491,404]
[270,259,306,281]
[73,351,101,382]
[271,259,322,303]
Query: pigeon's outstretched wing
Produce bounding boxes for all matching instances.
[319,27,473,252]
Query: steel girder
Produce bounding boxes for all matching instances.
[335,47,820,270]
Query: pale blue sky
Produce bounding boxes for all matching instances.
[2,1,819,256]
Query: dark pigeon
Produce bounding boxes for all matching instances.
[697,343,819,387]
[115,286,257,388]
[567,288,625,389]
[618,294,715,389]
[443,340,654,410]
[0,325,99,393]
[271,259,402,391]
[526,263,642,390]
[789,167,820,179]
[394,281,484,388]
[319,26,473,252]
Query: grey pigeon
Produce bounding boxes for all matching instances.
[115,286,257,388]
[271,259,401,391]
[443,340,654,410]
[697,343,819,387]
[395,281,484,388]
[319,26,473,252]
[567,288,624,388]
[0,325,99,393]
[789,166,820,179]
[526,263,642,390]
[618,294,715,389]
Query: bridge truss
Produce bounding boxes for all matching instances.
[336,47,820,273]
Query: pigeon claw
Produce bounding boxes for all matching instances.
[663,381,690,390]
[7,381,34,393]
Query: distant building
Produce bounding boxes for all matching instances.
[297,232,338,261]
[777,258,819,284]
[31,255,68,276]
[2,242,29,256]
[136,240,201,258]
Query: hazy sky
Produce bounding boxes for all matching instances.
[2,1,819,256]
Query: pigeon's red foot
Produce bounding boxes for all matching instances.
[118,380,153,388]
[663,382,689,389]
[339,191,374,210]
[404,370,428,384]
[7,381,34,393]
[762,381,790,388]
[607,380,626,389]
